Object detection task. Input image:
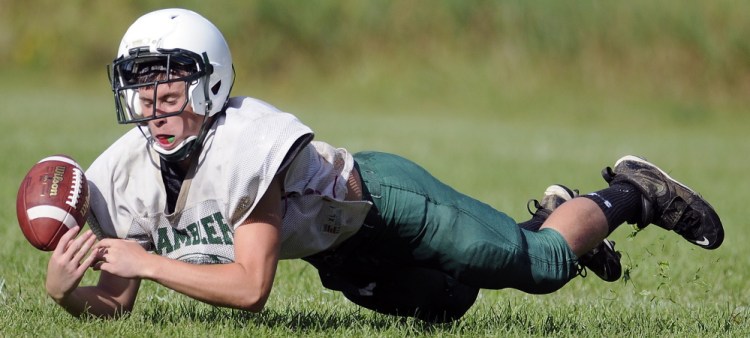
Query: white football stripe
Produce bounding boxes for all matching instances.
[38,156,83,170]
[26,205,79,229]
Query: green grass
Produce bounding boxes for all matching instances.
[1,70,749,337]
[2,1,750,335]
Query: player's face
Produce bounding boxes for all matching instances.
[138,81,203,151]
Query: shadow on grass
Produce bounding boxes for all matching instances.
[134,301,453,334]
[74,298,748,336]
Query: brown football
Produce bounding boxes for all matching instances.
[16,155,90,251]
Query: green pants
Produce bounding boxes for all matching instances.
[304,151,578,322]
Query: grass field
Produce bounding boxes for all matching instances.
[2,1,750,336]
[0,72,748,336]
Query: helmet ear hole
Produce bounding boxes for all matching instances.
[211,81,221,95]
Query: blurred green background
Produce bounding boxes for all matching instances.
[1,0,749,335]
[3,0,749,102]
[2,0,747,216]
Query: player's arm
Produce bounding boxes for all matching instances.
[46,228,141,318]
[142,174,282,310]
[94,174,284,312]
[53,272,140,318]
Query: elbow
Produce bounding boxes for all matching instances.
[234,291,269,312]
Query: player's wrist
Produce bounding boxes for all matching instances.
[138,253,162,280]
[45,277,71,303]
[47,286,79,312]
[46,288,67,303]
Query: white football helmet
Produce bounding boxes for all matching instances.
[107,8,234,161]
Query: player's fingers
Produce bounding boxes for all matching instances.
[78,251,99,275]
[60,228,87,257]
[89,245,107,267]
[92,238,116,251]
[95,261,113,274]
[72,234,96,264]
[53,226,80,255]
[61,229,93,260]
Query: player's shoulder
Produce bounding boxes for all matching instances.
[225,96,282,117]
[219,96,311,135]
[86,127,151,178]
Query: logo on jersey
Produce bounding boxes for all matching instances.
[154,211,235,263]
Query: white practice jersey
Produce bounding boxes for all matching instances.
[86,97,372,263]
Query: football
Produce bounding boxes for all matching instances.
[16,155,90,251]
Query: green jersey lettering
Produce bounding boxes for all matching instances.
[172,228,191,251]
[214,213,234,245]
[187,223,201,245]
[156,227,173,254]
[152,211,235,258]
[202,215,223,245]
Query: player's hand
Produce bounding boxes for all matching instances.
[45,226,98,302]
[92,239,151,279]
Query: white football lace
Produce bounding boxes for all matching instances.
[67,168,84,208]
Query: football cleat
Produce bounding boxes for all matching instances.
[602,155,724,250]
[527,184,623,282]
[577,239,622,282]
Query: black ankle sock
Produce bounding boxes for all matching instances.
[582,183,642,233]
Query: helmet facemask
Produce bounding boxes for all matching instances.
[108,47,216,162]
[108,9,235,162]
[108,47,213,125]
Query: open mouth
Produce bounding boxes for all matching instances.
[155,135,176,146]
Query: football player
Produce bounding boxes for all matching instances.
[44,8,724,323]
